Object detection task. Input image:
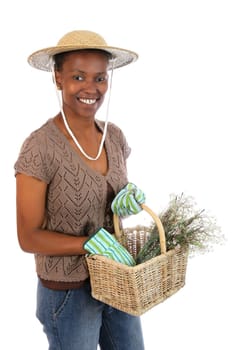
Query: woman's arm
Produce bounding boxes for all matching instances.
[16,173,87,256]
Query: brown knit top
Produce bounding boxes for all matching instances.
[14,118,130,285]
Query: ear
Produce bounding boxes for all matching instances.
[54,71,62,90]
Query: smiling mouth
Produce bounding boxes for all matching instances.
[79,98,97,105]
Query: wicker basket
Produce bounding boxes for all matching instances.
[85,204,189,316]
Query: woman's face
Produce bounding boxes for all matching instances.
[55,50,110,119]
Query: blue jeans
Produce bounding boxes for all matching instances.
[36,279,145,350]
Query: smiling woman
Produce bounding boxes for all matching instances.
[5,1,233,349]
[14,30,145,350]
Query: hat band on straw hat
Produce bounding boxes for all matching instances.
[28,30,138,71]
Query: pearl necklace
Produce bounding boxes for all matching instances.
[60,107,108,161]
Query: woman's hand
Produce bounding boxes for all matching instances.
[111,183,146,217]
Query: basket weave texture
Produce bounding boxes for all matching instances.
[86,204,189,316]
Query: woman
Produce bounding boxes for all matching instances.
[15,30,145,349]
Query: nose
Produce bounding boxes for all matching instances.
[82,79,99,94]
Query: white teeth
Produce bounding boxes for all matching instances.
[79,98,96,105]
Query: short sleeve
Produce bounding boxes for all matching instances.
[14,130,51,183]
[119,128,131,160]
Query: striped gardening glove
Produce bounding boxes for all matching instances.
[111,183,146,218]
[84,227,136,266]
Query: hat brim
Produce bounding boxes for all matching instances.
[28,45,138,71]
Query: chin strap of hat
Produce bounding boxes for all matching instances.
[50,57,114,161]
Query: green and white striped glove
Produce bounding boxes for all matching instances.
[84,227,136,266]
[111,183,146,218]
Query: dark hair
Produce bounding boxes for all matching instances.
[54,49,112,71]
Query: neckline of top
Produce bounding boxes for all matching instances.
[49,118,111,178]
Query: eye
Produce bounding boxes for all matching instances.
[96,75,108,83]
[73,75,84,81]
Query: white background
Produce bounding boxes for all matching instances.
[1,0,232,349]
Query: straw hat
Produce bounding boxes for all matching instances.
[28,30,138,72]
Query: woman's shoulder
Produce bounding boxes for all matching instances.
[96,119,125,139]
[96,119,131,158]
[26,118,54,139]
[19,119,57,150]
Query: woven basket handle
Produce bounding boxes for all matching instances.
[113,203,166,254]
